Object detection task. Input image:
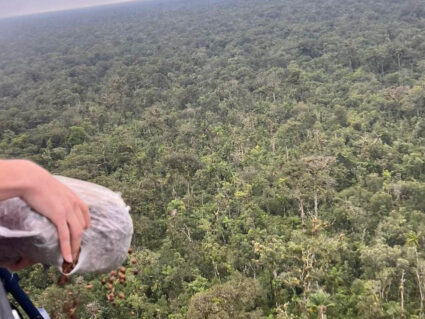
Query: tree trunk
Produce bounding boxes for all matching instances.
[397,53,401,71]
[400,269,405,314]
[415,249,424,316]
[186,180,190,196]
[298,199,305,224]
[318,305,327,319]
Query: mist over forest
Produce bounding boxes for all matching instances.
[1,0,425,318]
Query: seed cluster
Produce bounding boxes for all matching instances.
[99,247,139,317]
[55,247,137,318]
[62,292,79,319]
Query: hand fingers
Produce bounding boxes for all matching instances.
[68,213,84,261]
[80,201,90,229]
[73,201,86,230]
[56,221,72,263]
[66,187,89,229]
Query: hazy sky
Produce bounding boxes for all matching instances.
[0,0,136,19]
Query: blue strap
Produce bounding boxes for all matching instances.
[0,268,44,319]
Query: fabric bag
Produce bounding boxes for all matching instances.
[0,176,133,275]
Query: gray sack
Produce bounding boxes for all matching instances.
[0,176,133,275]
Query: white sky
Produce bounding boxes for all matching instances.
[0,0,137,19]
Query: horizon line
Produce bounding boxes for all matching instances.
[0,0,143,20]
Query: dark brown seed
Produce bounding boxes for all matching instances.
[57,274,69,286]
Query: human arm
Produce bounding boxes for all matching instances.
[0,159,90,265]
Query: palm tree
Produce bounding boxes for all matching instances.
[309,290,334,319]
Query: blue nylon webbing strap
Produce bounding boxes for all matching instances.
[0,268,44,319]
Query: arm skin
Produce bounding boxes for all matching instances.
[0,159,90,269]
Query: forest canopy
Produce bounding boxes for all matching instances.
[1,0,425,318]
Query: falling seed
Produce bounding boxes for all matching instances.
[131,258,137,265]
[133,270,139,275]
[119,267,126,273]
[110,270,117,276]
[128,248,133,254]
[57,274,69,286]
[119,292,124,299]
[86,284,93,290]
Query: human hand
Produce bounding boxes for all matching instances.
[8,160,90,263]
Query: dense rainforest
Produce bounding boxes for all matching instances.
[1,0,425,317]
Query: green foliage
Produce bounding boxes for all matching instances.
[67,126,88,147]
[187,277,264,318]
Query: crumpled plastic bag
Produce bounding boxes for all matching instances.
[0,176,133,275]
